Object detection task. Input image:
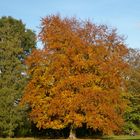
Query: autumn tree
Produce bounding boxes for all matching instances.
[21,15,129,138]
[0,16,36,137]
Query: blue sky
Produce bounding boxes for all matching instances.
[0,0,140,49]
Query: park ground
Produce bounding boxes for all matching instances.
[0,135,140,140]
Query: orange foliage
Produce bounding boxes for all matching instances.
[21,15,128,134]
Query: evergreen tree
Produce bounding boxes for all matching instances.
[124,48,140,134]
[0,16,36,137]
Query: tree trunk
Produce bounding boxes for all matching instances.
[69,125,76,139]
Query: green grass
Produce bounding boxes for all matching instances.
[0,138,36,140]
[0,135,140,140]
[0,138,35,140]
[103,135,140,140]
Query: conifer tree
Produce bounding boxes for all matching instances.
[0,16,36,137]
[124,48,140,134]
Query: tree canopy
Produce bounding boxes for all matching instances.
[21,15,129,136]
[0,16,36,137]
[124,48,140,133]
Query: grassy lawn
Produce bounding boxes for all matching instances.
[0,135,140,140]
[0,138,37,140]
[0,138,35,140]
[103,135,140,140]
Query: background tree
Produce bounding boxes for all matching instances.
[0,16,36,137]
[21,15,128,138]
[124,48,140,134]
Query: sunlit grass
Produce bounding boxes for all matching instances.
[102,135,140,140]
[0,135,140,140]
[0,138,35,140]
